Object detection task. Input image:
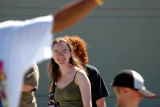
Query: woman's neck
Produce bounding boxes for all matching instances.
[59,64,75,76]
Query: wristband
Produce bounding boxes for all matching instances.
[94,0,104,5]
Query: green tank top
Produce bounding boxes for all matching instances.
[54,72,83,107]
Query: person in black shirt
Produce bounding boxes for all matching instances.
[65,36,110,107]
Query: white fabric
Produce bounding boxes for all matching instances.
[0,15,54,107]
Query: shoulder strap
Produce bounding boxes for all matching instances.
[73,70,79,80]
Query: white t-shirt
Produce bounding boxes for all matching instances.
[0,15,54,107]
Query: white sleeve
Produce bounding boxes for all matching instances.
[0,15,54,107]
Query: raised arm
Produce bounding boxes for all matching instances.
[53,0,100,33]
[75,70,92,107]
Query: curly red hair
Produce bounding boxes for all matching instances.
[64,35,88,66]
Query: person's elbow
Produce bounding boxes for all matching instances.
[96,97,106,107]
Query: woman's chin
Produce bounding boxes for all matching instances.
[58,62,65,65]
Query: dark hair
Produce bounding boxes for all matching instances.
[48,37,86,83]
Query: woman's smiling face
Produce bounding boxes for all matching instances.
[52,42,71,65]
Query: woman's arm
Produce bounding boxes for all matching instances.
[53,0,98,33]
[75,70,92,107]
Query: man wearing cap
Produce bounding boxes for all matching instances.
[111,69,155,107]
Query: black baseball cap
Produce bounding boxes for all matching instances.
[111,69,155,98]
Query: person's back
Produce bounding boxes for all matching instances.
[86,64,109,107]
